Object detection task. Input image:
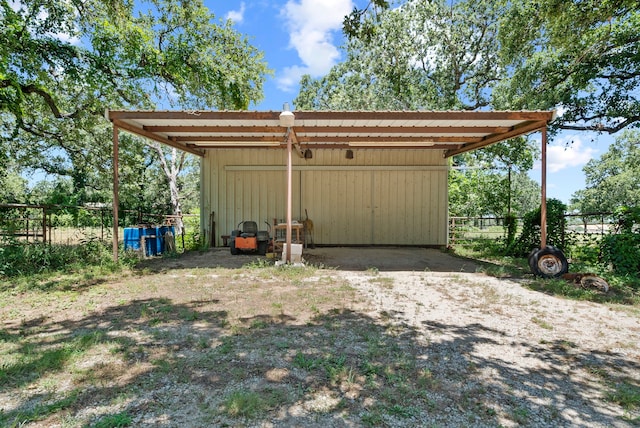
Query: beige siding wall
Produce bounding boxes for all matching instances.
[201,149,448,246]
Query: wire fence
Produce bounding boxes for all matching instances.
[0,203,618,251]
[0,203,197,247]
[449,213,616,248]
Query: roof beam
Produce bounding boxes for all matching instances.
[177,136,282,142]
[108,110,281,121]
[112,119,205,157]
[444,120,547,158]
[145,125,511,134]
[295,136,480,144]
[294,126,511,134]
[144,125,283,133]
[293,110,555,122]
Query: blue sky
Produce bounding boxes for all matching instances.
[211,0,615,206]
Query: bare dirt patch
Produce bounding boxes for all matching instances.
[1,248,639,427]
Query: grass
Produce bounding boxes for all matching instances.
[220,388,289,418]
[451,238,640,305]
[607,382,640,410]
[90,411,133,428]
[531,316,553,330]
[0,390,80,426]
[1,247,639,426]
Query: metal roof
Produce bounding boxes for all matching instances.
[107,110,556,158]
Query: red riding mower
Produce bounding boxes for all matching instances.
[229,221,271,256]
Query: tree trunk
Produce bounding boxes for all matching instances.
[149,143,186,235]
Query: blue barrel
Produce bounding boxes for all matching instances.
[124,227,142,251]
[142,227,159,256]
[124,226,176,255]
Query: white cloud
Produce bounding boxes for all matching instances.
[226,2,246,24]
[534,135,598,173]
[277,0,354,91]
[555,105,567,117]
[8,0,23,12]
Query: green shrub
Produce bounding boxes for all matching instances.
[596,206,640,279]
[601,233,640,277]
[507,198,567,257]
[613,206,640,234]
[179,211,205,251]
[0,239,133,278]
[504,213,518,248]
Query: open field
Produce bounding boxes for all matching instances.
[1,248,639,427]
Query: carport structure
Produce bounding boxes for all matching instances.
[107,109,556,262]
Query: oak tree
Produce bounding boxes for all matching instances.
[1,0,269,228]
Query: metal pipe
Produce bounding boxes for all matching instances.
[541,126,547,249]
[113,125,120,262]
[286,129,292,263]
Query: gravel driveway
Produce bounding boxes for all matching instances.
[343,266,640,427]
[2,247,639,427]
[147,247,640,426]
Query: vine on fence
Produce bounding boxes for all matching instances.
[600,207,640,276]
[507,199,568,257]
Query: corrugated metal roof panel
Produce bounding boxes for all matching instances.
[107,109,555,158]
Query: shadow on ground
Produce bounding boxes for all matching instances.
[2,295,637,427]
[138,247,488,273]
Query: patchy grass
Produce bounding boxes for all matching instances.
[451,239,640,305]
[1,248,639,427]
[90,411,133,428]
[220,388,288,418]
[607,381,640,410]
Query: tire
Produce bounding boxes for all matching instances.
[230,240,239,255]
[257,240,268,256]
[529,246,569,278]
[580,275,610,293]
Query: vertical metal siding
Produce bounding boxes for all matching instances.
[201,149,448,246]
[301,170,373,244]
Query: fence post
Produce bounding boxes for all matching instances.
[450,217,456,246]
[42,206,46,244]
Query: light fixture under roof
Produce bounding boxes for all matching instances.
[279,102,295,128]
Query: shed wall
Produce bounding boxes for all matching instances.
[201,149,448,247]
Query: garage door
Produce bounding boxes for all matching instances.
[301,168,447,245]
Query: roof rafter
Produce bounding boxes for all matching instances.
[106,110,555,156]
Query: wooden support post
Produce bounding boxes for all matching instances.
[286,130,292,264]
[113,125,120,262]
[541,126,548,249]
[42,207,46,244]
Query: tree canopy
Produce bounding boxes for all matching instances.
[332,0,640,134]
[571,130,640,213]
[295,0,639,217]
[494,0,640,134]
[1,0,268,119]
[297,0,506,111]
[1,0,270,217]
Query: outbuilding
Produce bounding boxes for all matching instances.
[107,109,555,259]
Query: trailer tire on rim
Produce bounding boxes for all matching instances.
[528,246,569,278]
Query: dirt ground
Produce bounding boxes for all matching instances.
[2,247,639,427]
[144,246,481,272]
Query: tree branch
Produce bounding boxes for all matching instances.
[557,115,640,134]
[21,84,64,118]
